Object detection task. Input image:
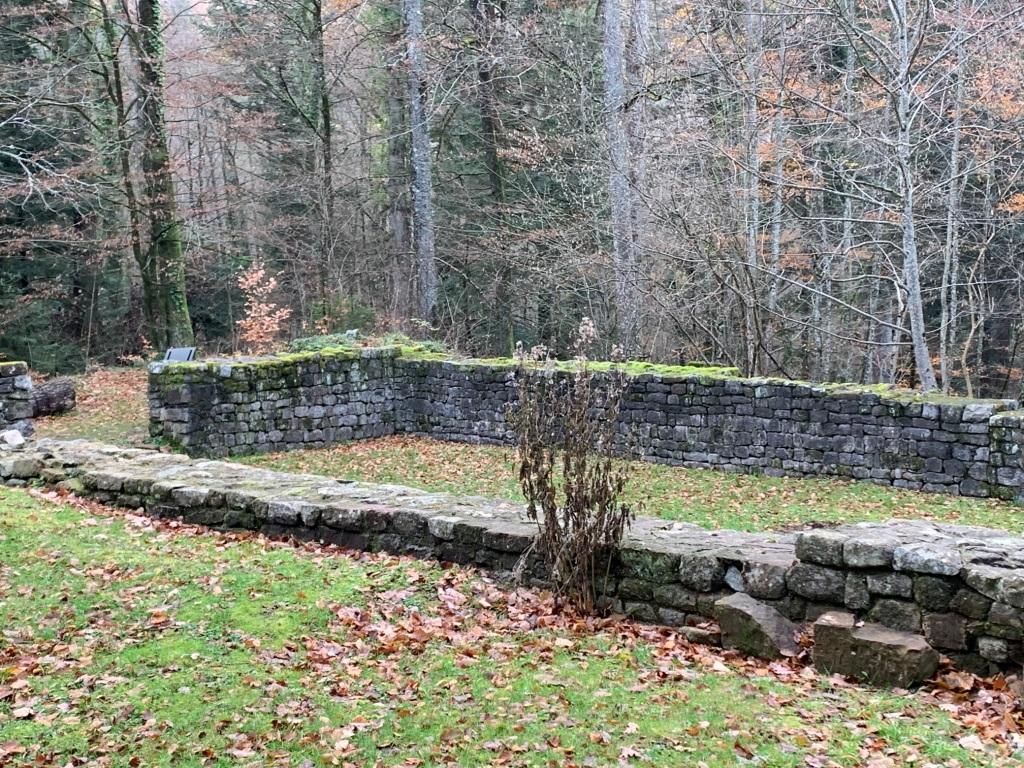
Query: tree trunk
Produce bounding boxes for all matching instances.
[891,0,936,391]
[601,0,640,354]
[766,27,787,374]
[31,378,76,417]
[939,0,964,393]
[96,0,157,349]
[740,0,763,374]
[386,61,413,318]
[404,0,439,321]
[310,0,336,323]
[136,0,194,349]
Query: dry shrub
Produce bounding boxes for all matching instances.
[236,260,292,354]
[508,318,638,614]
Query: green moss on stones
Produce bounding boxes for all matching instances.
[149,345,1018,414]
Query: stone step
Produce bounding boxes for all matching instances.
[812,611,939,688]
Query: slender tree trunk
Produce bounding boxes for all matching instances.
[95,0,160,348]
[602,0,640,354]
[890,0,935,390]
[471,0,512,351]
[404,0,439,321]
[741,0,763,374]
[766,27,787,373]
[626,0,651,255]
[386,61,412,318]
[939,0,964,393]
[472,0,504,205]
[136,0,194,348]
[310,0,335,323]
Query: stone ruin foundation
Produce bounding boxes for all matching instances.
[3,438,1022,684]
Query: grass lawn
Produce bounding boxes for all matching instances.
[240,437,1023,533]
[1,485,1020,767]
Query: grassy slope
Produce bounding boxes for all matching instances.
[241,437,1022,533]
[1,486,1017,767]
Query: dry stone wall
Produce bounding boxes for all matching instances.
[3,439,1022,675]
[0,361,33,435]
[149,347,1024,500]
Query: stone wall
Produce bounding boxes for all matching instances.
[3,439,1022,674]
[0,361,33,435]
[149,347,1024,500]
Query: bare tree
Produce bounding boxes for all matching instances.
[602,0,640,354]
[404,0,438,321]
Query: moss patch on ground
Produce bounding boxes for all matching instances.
[1,485,1018,766]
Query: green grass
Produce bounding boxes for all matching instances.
[240,436,1023,533]
[0,486,1016,766]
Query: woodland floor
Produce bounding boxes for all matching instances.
[1,485,1022,767]
[34,368,1024,533]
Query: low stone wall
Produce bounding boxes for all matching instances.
[149,348,401,454]
[3,439,1022,675]
[149,348,1024,500]
[0,361,33,435]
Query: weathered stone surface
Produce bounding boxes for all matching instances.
[950,588,992,619]
[786,563,846,603]
[1,429,24,447]
[843,537,898,569]
[844,574,871,611]
[868,599,922,632]
[922,612,967,650]
[714,593,800,659]
[743,559,789,599]
[893,544,963,576]
[678,625,722,647]
[653,583,699,611]
[724,566,745,592]
[913,576,958,612]
[0,362,34,437]
[678,553,725,592]
[978,636,1012,662]
[866,572,913,598]
[795,530,847,567]
[812,611,939,687]
[620,548,680,583]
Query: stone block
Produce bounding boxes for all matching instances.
[913,576,957,612]
[922,612,967,650]
[843,536,897,568]
[714,593,800,659]
[795,530,847,566]
[844,574,871,611]
[619,548,681,583]
[653,583,699,611]
[950,588,992,619]
[893,544,963,576]
[868,599,921,632]
[678,552,725,592]
[786,563,846,603]
[812,611,939,687]
[743,560,789,599]
[866,572,913,598]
